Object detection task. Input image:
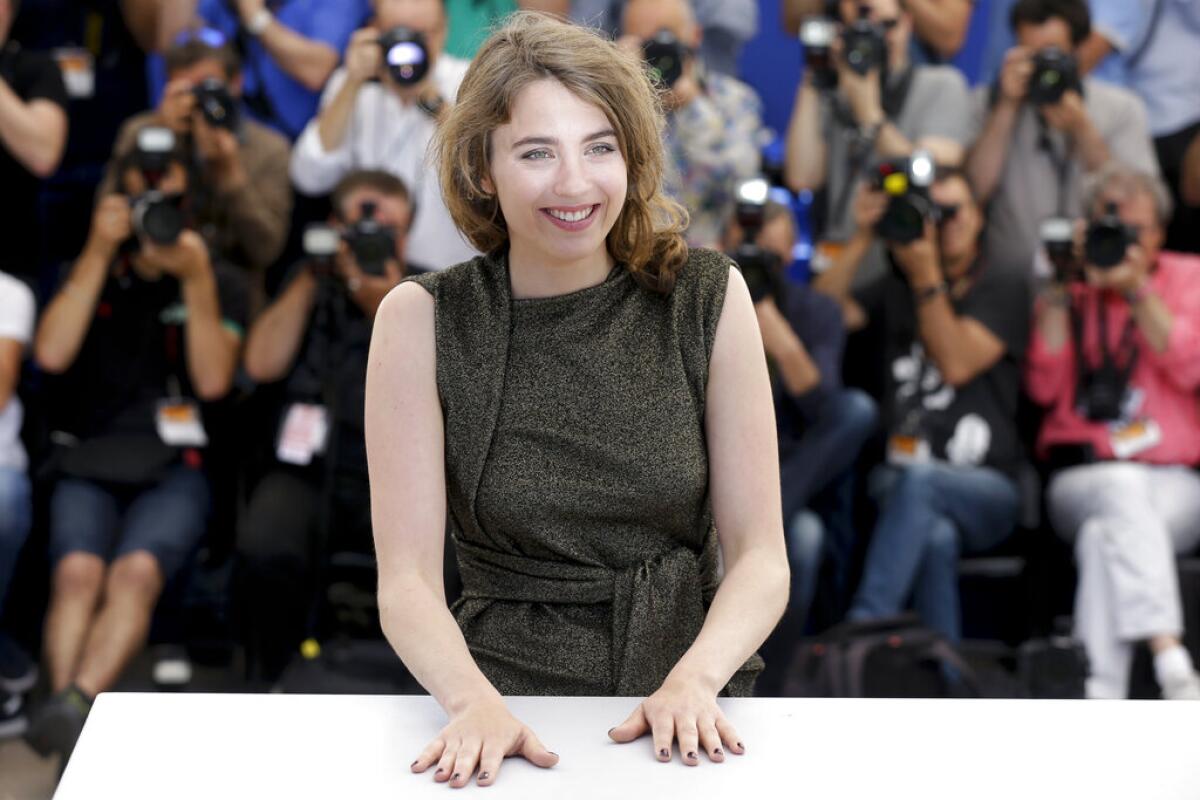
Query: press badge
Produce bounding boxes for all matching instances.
[156,400,208,447]
[1110,418,1162,460]
[276,403,329,466]
[888,434,932,465]
[53,48,95,99]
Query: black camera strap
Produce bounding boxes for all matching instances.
[1069,292,1140,414]
[230,1,285,128]
[1036,116,1076,218]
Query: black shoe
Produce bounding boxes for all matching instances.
[0,690,28,739]
[0,632,37,694]
[24,686,92,760]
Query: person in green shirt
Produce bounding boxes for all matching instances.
[444,0,568,59]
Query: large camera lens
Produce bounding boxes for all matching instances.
[643,30,686,88]
[131,191,185,246]
[344,202,396,276]
[1027,47,1079,106]
[1084,203,1136,270]
[193,78,239,130]
[842,19,886,76]
[379,27,430,86]
[800,18,839,90]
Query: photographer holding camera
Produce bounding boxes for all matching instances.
[1027,164,1200,700]
[723,184,878,694]
[153,0,370,139]
[25,126,247,759]
[100,37,292,274]
[618,0,765,249]
[783,0,973,63]
[965,0,1157,275]
[236,170,408,683]
[290,0,475,273]
[784,0,970,287]
[814,160,1031,644]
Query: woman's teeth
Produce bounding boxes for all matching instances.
[547,207,595,222]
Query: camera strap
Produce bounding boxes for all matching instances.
[1069,292,1140,409]
[1036,116,1075,218]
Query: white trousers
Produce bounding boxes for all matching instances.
[1047,463,1200,698]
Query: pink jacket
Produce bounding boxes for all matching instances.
[1026,251,1200,466]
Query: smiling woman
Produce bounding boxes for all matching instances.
[365,11,789,791]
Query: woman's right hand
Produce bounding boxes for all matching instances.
[411,697,559,788]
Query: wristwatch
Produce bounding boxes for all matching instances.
[1123,280,1151,306]
[914,282,949,305]
[246,8,274,37]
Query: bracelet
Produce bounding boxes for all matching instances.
[914,282,948,305]
[1123,281,1151,306]
[246,8,273,37]
[346,275,364,295]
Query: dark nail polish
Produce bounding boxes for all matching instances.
[435,768,444,775]
[479,772,490,781]
[687,751,697,760]
[452,773,461,781]
[659,748,669,758]
[715,748,723,756]
[737,742,745,750]
[411,760,419,767]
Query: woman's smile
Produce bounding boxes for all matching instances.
[541,203,601,231]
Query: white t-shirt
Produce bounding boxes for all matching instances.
[290,57,478,272]
[0,272,34,472]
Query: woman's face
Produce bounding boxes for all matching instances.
[486,79,628,273]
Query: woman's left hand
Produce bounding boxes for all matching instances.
[607,674,745,765]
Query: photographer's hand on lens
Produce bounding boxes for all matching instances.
[1040,90,1087,136]
[158,78,198,135]
[997,46,1033,106]
[1085,242,1150,296]
[835,41,883,127]
[191,112,247,191]
[608,672,744,766]
[88,194,133,258]
[345,26,383,85]
[891,221,943,289]
[410,696,558,788]
[140,230,212,284]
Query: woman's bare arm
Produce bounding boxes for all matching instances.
[609,267,790,764]
[366,282,556,788]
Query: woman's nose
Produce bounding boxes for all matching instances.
[553,152,590,199]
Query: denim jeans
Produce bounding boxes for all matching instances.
[0,468,32,617]
[848,462,1020,642]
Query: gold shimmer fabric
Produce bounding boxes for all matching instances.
[405,248,763,697]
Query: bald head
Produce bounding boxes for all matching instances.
[622,0,700,48]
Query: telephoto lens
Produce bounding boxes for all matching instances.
[378,27,430,86]
[800,17,839,90]
[728,178,781,303]
[1040,217,1080,282]
[303,223,341,277]
[642,29,686,89]
[1084,203,1137,269]
[131,191,185,246]
[1027,47,1080,106]
[192,78,239,130]
[841,4,886,76]
[343,201,397,276]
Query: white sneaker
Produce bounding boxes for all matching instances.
[1160,671,1200,701]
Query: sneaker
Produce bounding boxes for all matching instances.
[1160,671,1200,701]
[24,686,92,760]
[0,690,28,739]
[0,632,37,694]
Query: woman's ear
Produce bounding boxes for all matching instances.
[481,174,495,195]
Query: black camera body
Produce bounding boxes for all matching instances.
[800,17,839,90]
[1028,47,1081,106]
[728,178,783,303]
[344,201,396,276]
[643,29,687,89]
[193,78,239,130]
[872,152,956,244]
[842,7,887,76]
[379,27,430,86]
[1076,360,1129,422]
[131,191,185,246]
[1085,202,1137,269]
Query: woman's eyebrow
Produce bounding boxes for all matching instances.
[510,129,617,150]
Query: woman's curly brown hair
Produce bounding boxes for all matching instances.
[432,11,689,294]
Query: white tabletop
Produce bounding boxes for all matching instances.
[55,693,1200,799]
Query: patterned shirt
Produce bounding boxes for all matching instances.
[664,69,765,249]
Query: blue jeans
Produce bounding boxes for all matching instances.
[49,465,211,582]
[848,462,1020,642]
[0,468,32,617]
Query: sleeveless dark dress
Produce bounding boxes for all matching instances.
[405,247,763,697]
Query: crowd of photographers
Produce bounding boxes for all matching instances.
[0,0,1198,769]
